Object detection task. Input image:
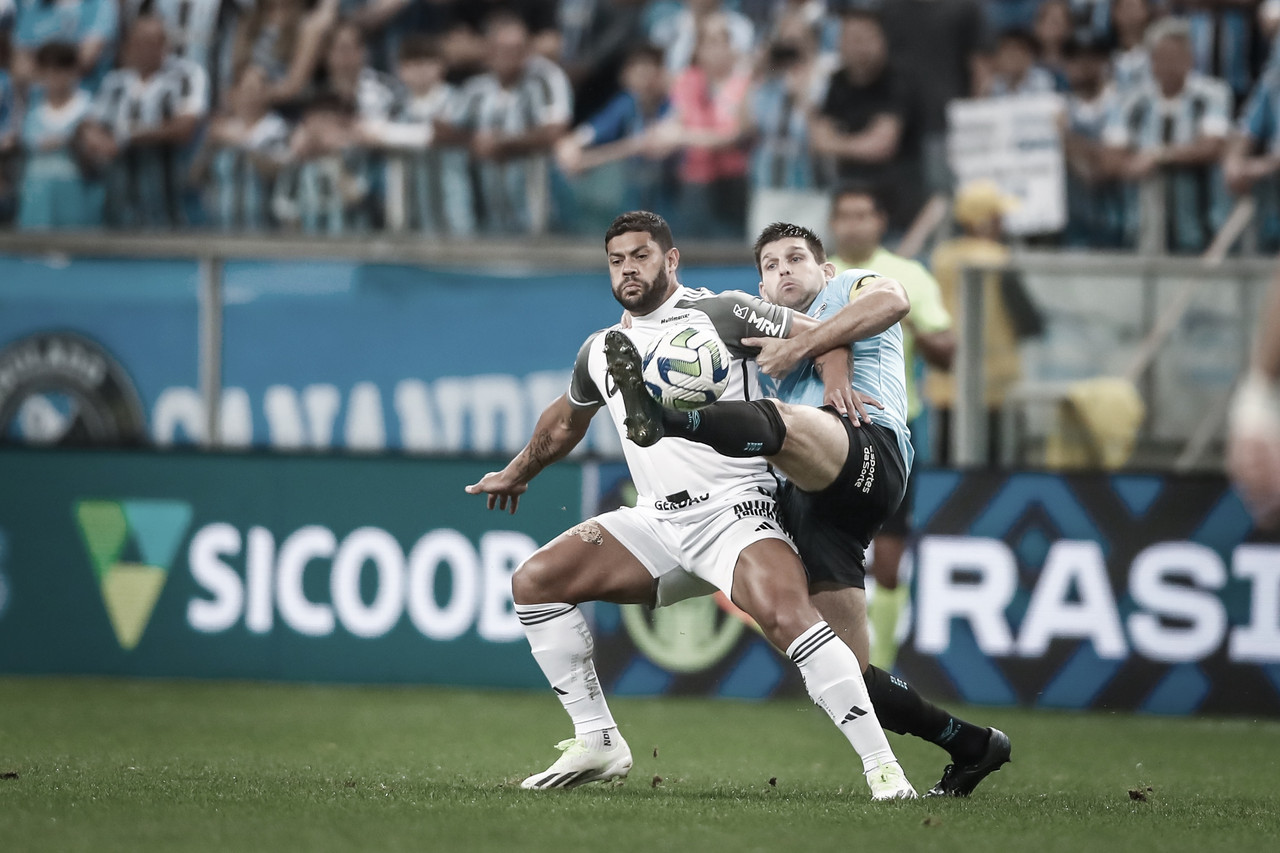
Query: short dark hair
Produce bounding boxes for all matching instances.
[753,222,827,272]
[830,182,888,217]
[624,44,665,69]
[399,34,442,64]
[1062,36,1109,60]
[997,28,1039,54]
[35,41,79,71]
[605,211,674,254]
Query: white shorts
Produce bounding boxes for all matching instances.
[595,487,798,607]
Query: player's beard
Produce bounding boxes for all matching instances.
[613,265,671,315]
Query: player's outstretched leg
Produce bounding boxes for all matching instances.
[605,329,791,456]
[786,622,918,801]
[859,665,1011,797]
[515,603,634,789]
[604,330,664,447]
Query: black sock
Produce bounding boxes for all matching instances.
[661,399,787,457]
[862,665,990,765]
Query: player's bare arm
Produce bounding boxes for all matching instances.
[465,395,596,514]
[812,345,884,423]
[746,276,910,379]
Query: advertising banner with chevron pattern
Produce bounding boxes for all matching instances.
[588,466,1280,716]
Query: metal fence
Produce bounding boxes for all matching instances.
[952,250,1272,470]
[0,230,1270,470]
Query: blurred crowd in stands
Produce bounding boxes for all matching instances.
[2,0,1280,250]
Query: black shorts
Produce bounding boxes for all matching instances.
[879,471,914,538]
[777,412,908,589]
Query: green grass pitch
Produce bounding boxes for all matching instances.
[2,677,1277,852]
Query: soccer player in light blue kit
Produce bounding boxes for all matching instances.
[617,222,1012,797]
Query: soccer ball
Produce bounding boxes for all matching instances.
[641,326,731,411]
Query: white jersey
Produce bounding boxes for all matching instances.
[568,285,794,511]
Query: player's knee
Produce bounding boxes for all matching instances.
[511,553,563,605]
[749,594,821,651]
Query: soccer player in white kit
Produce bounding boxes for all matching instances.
[466,211,917,800]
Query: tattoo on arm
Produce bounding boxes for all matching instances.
[515,428,557,480]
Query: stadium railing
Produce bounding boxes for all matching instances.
[953,248,1273,470]
[0,229,1270,471]
[0,230,752,448]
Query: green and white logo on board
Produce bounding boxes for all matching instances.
[73,500,193,650]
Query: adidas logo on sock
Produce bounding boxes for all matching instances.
[755,521,774,532]
[553,687,568,695]
[841,705,868,725]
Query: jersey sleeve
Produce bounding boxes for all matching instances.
[697,291,794,358]
[836,268,887,303]
[567,331,606,409]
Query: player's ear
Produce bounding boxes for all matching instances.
[666,246,680,273]
[821,261,837,281]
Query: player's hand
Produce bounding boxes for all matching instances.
[824,384,858,419]
[742,336,803,378]
[465,472,528,514]
[826,387,883,424]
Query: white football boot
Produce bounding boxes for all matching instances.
[520,732,633,790]
[866,760,919,801]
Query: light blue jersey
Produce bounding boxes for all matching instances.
[18,89,103,229]
[769,269,914,474]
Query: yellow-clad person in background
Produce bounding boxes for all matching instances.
[828,184,955,670]
[925,179,1024,467]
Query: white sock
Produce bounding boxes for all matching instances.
[516,603,618,740]
[787,621,897,774]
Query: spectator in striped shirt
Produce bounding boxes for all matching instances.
[316,19,401,121]
[190,63,290,231]
[1103,16,1233,253]
[119,0,224,86]
[359,35,474,235]
[439,12,572,235]
[79,13,209,228]
[272,92,372,234]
